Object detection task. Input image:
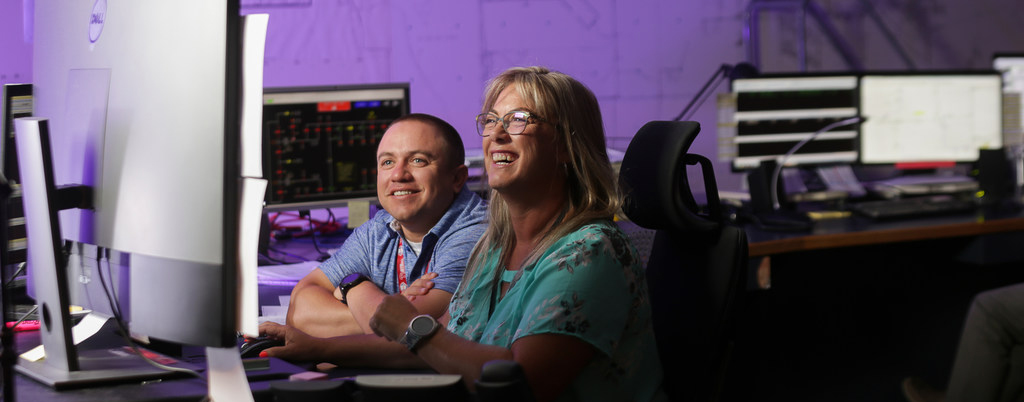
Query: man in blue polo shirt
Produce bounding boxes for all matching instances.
[284,113,486,338]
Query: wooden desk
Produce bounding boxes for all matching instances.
[745,208,1024,257]
[732,207,1024,402]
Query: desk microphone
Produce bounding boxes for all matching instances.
[770,116,866,210]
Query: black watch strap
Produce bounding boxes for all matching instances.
[339,273,369,305]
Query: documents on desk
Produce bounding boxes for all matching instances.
[865,174,979,199]
[19,313,110,362]
[256,261,318,324]
[781,165,866,203]
[257,260,320,286]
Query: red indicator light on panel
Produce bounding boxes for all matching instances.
[895,161,955,170]
[318,101,352,112]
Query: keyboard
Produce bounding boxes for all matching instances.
[850,195,976,220]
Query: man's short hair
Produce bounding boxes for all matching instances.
[390,113,466,171]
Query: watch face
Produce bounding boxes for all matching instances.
[410,315,436,334]
[342,272,364,286]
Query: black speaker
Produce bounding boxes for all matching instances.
[747,160,781,215]
[974,148,1014,205]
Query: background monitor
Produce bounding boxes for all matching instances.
[2,83,31,266]
[730,74,860,170]
[993,53,1024,147]
[2,83,31,185]
[17,0,251,388]
[859,73,1003,168]
[262,84,410,212]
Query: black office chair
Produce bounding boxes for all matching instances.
[619,121,750,402]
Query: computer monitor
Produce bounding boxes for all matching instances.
[2,84,31,266]
[16,0,258,388]
[262,84,410,212]
[730,74,860,170]
[2,83,31,184]
[859,73,1003,169]
[994,53,1024,146]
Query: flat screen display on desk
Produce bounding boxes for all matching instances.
[2,83,31,183]
[18,0,255,388]
[994,53,1024,146]
[262,84,409,211]
[730,74,860,170]
[859,73,1003,168]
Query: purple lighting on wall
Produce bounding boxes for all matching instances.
[23,0,34,43]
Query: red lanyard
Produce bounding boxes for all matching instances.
[396,237,428,292]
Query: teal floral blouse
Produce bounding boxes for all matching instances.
[448,220,666,402]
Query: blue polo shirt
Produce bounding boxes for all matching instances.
[319,186,487,295]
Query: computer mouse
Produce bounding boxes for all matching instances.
[240,336,285,359]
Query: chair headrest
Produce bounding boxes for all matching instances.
[619,121,720,233]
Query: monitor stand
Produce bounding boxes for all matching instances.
[16,314,200,390]
[13,117,199,390]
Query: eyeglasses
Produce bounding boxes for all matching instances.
[474,111,545,137]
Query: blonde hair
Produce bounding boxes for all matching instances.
[464,66,621,281]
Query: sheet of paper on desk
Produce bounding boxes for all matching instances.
[20,313,109,362]
[816,165,867,198]
[260,299,289,325]
[257,260,320,285]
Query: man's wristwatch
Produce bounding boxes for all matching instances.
[338,273,369,305]
[398,314,439,352]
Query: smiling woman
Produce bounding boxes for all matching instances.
[369,67,667,402]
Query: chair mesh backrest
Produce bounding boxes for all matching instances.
[616,220,656,269]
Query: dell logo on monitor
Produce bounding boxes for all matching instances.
[89,0,107,44]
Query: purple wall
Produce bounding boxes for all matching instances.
[0,0,33,86]
[5,0,1024,194]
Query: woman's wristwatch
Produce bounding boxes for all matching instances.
[399,314,439,352]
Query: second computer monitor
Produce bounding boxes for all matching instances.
[859,72,1003,168]
[730,74,860,170]
[262,84,410,211]
[994,53,1024,146]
